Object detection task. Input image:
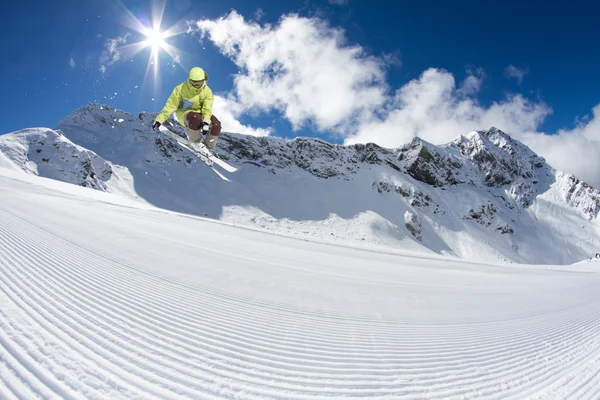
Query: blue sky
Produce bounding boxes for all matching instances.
[1,0,600,186]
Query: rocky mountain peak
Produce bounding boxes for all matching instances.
[0,128,112,190]
[451,127,548,189]
[396,137,463,187]
[559,172,600,220]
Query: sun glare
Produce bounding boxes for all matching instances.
[143,27,167,51]
[113,0,189,91]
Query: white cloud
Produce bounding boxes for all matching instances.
[505,64,529,85]
[346,68,551,147]
[192,11,388,132]
[457,67,485,96]
[524,104,600,188]
[329,0,349,4]
[99,33,130,73]
[213,95,272,137]
[69,58,76,68]
[192,11,600,188]
[254,8,265,21]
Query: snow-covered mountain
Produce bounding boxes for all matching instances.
[0,128,112,190]
[1,103,599,264]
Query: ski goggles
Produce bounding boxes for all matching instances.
[189,79,205,87]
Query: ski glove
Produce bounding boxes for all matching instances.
[201,121,210,134]
[152,121,161,131]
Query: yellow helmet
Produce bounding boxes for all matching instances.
[188,67,206,81]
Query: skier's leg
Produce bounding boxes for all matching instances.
[184,111,203,143]
[203,115,222,150]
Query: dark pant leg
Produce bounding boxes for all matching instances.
[185,112,203,143]
[204,115,222,149]
[210,115,221,136]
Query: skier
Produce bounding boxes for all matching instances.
[152,67,222,150]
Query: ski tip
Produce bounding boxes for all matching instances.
[216,172,232,182]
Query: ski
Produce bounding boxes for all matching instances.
[158,126,232,181]
[188,141,238,173]
[158,126,237,173]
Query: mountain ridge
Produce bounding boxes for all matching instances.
[1,103,598,264]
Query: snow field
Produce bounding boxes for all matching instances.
[1,171,600,399]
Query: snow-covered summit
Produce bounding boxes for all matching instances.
[2,103,599,264]
[0,127,112,190]
[453,127,548,189]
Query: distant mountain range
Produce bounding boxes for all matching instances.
[1,104,598,264]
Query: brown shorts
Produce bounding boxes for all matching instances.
[185,112,221,135]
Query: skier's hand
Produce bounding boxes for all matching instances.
[201,121,210,134]
[152,121,161,131]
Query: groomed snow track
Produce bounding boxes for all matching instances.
[1,174,600,399]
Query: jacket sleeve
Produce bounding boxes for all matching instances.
[155,85,182,124]
[201,88,214,123]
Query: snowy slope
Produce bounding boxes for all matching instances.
[1,103,599,264]
[0,128,113,190]
[1,167,600,399]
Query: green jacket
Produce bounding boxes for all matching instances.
[155,81,214,125]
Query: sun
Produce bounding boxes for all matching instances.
[110,0,188,90]
[142,27,167,52]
